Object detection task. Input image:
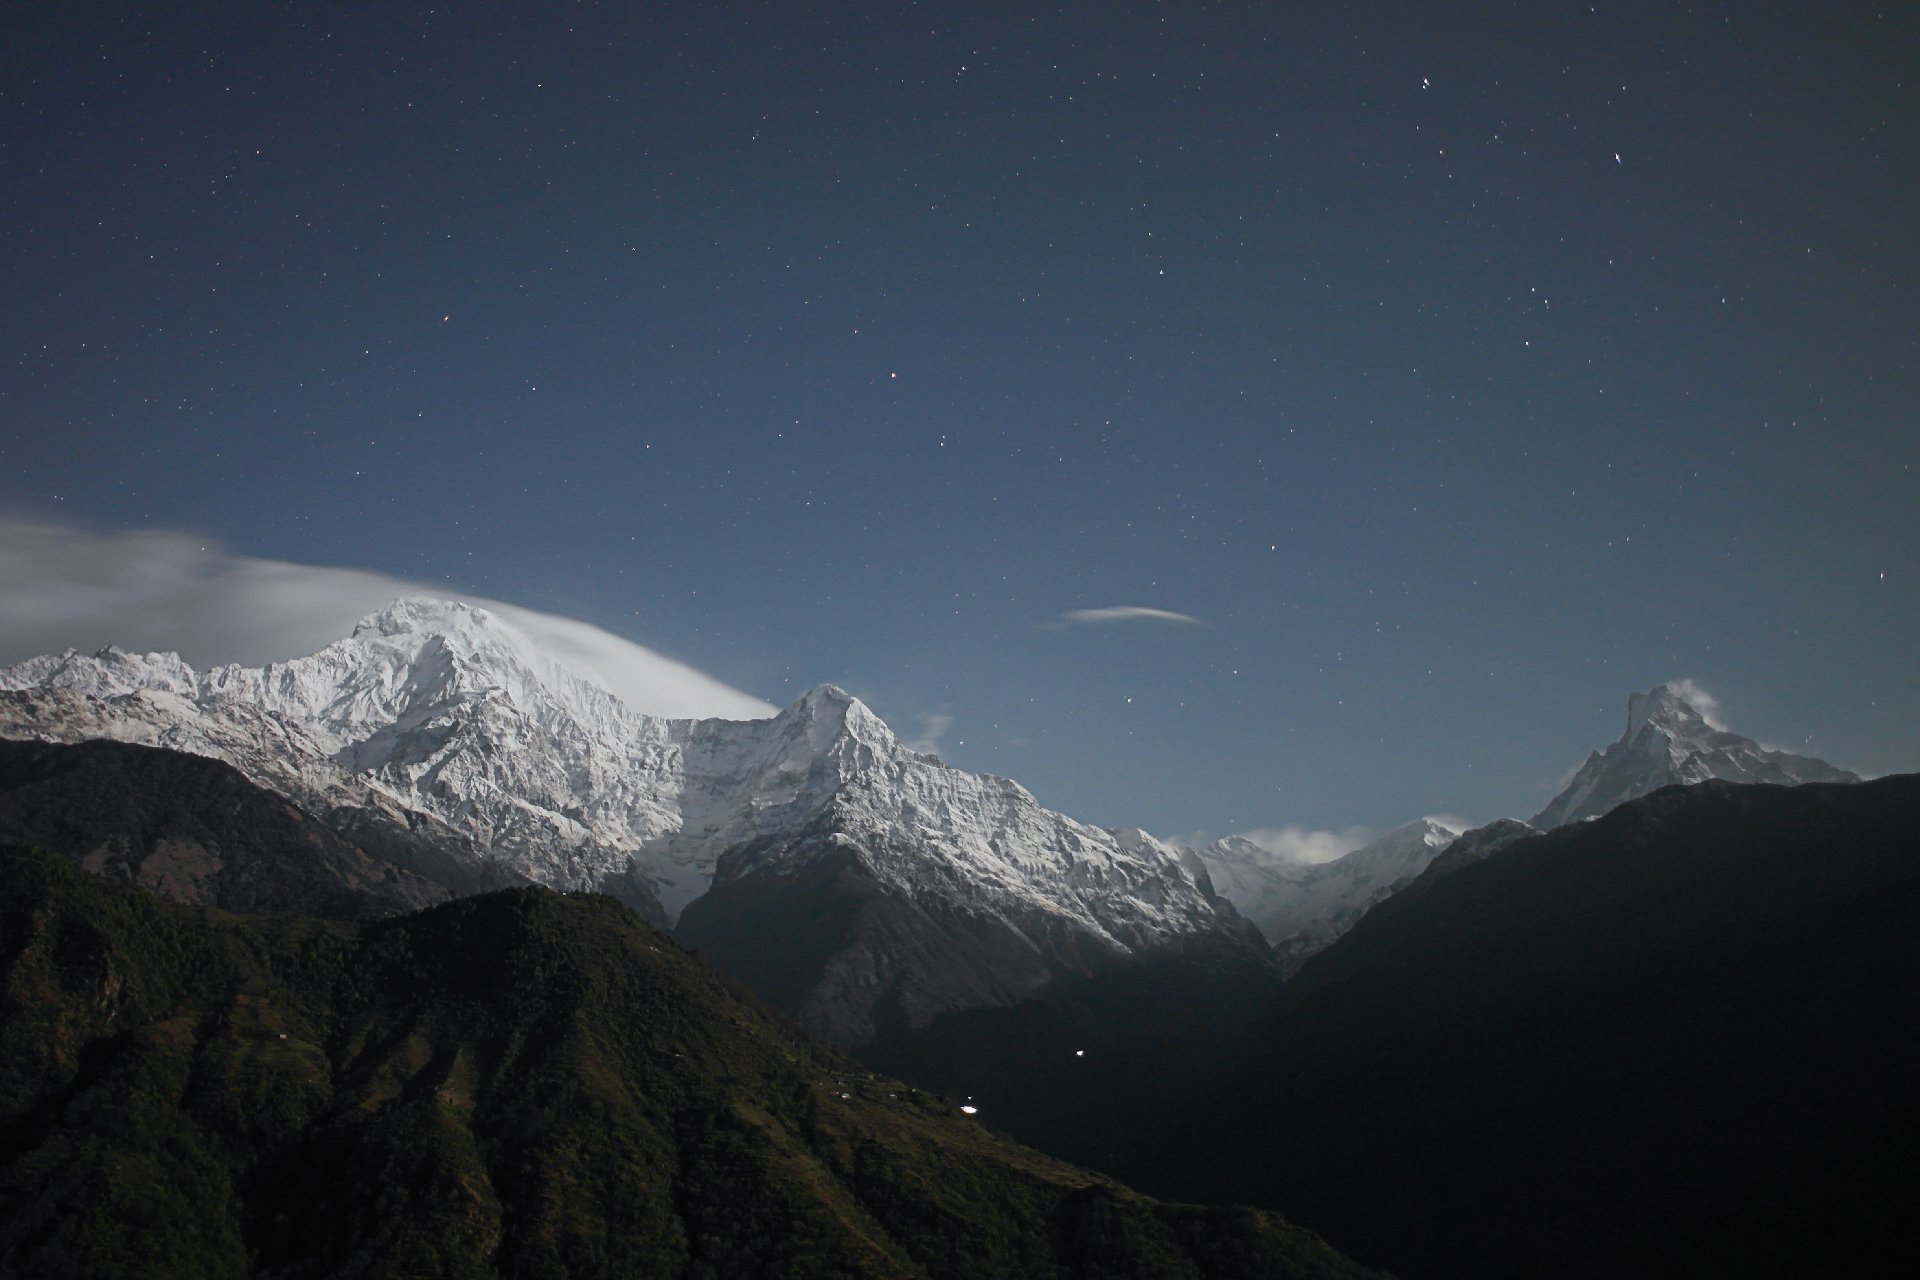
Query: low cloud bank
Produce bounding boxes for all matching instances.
[0,516,775,721]
[1232,824,1373,865]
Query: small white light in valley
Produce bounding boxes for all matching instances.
[1075,1049,1085,1057]
[961,1105,978,1115]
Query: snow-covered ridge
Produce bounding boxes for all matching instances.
[0,599,1231,953]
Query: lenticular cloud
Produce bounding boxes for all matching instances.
[1059,606,1203,626]
[0,515,774,721]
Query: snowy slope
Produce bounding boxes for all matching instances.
[1184,836,1319,939]
[1530,684,1858,829]
[1192,818,1462,969]
[0,599,1239,964]
[1414,818,1541,886]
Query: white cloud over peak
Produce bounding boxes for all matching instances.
[0,515,775,721]
[1666,677,1728,730]
[1057,605,1203,626]
[905,710,954,756]
[1233,824,1373,866]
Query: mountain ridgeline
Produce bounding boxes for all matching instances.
[2,600,1906,1277]
[0,600,1266,1048]
[1116,775,1920,1279]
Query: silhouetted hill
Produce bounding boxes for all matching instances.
[0,844,1378,1279]
[1159,775,1920,1279]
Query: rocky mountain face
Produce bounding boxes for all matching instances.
[1530,682,1858,828]
[1189,819,1462,972]
[0,598,1259,1045]
[0,844,1377,1280]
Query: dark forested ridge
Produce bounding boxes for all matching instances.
[0,737,461,919]
[1136,775,1920,1279]
[0,843,1377,1279]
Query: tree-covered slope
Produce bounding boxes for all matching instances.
[0,844,1377,1280]
[0,738,460,919]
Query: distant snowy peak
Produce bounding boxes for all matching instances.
[1190,817,1463,967]
[1530,683,1858,829]
[1323,817,1461,874]
[1623,684,1712,739]
[0,645,201,699]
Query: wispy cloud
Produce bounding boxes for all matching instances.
[1057,605,1203,626]
[1232,825,1373,865]
[0,514,775,721]
[905,710,954,756]
[1666,677,1728,730]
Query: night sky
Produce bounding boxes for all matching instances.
[4,1,1916,843]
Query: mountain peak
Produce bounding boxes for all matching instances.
[0,643,200,699]
[1624,682,1714,740]
[777,683,894,750]
[1530,684,1857,828]
[1189,816,1466,966]
[1408,815,1467,841]
[796,682,855,709]
[350,596,499,641]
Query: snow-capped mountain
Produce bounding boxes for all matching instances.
[1180,834,1313,938]
[1530,683,1859,829]
[0,598,1256,1041]
[1186,682,1861,980]
[1191,818,1462,971]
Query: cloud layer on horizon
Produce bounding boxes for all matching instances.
[0,516,775,721]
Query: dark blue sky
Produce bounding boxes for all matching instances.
[4,0,1915,838]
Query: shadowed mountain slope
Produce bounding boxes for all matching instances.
[1160,774,1920,1279]
[0,844,1376,1280]
[0,737,462,919]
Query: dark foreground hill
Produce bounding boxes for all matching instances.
[0,844,1377,1280]
[0,738,518,919]
[1150,775,1920,1279]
